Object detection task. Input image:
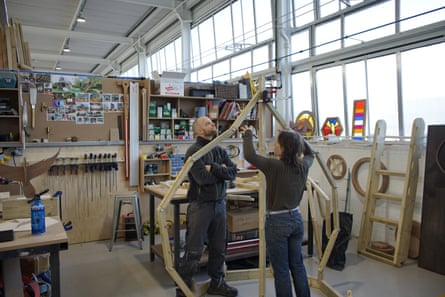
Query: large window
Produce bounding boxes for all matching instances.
[198,18,216,65]
[291,30,310,62]
[401,43,445,135]
[146,0,444,136]
[345,61,369,135]
[190,27,201,69]
[315,19,341,55]
[366,54,399,136]
[255,0,273,42]
[316,66,345,134]
[292,71,312,117]
[213,60,231,82]
[214,6,233,60]
[344,1,395,47]
[292,0,314,27]
[231,51,251,79]
[252,45,270,73]
[400,0,445,31]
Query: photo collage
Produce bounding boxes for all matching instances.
[19,72,124,125]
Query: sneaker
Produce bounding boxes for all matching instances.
[207,281,238,297]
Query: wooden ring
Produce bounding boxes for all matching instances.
[326,154,347,180]
[351,157,390,196]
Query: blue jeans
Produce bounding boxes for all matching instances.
[178,200,227,287]
[265,210,311,297]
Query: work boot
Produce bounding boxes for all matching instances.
[207,280,238,297]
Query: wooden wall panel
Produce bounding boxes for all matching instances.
[418,125,445,275]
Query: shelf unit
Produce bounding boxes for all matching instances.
[0,71,22,146]
[139,157,171,191]
[142,94,258,141]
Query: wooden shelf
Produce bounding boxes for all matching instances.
[139,157,171,192]
[142,93,260,141]
[0,71,22,146]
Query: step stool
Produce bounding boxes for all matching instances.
[109,192,143,251]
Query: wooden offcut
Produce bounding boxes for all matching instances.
[0,25,5,68]
[0,19,32,70]
[2,196,60,220]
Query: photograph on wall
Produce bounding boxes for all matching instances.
[51,74,102,94]
[102,93,123,112]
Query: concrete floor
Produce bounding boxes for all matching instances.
[60,237,445,297]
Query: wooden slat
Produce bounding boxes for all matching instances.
[372,192,403,201]
[376,169,406,177]
[23,41,31,66]
[0,25,5,68]
[13,20,24,66]
[4,26,13,69]
[369,215,399,226]
[363,248,395,262]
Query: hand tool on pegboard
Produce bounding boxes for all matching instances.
[97,153,102,197]
[112,153,118,191]
[29,86,37,128]
[83,153,89,202]
[90,153,95,200]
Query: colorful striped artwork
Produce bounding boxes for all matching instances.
[352,99,367,140]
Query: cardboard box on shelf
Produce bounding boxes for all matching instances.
[160,72,186,96]
[227,207,258,233]
[20,253,50,276]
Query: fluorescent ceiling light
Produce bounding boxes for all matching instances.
[77,14,86,23]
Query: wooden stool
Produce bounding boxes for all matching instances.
[109,192,143,251]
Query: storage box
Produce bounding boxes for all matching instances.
[149,101,157,117]
[160,72,186,96]
[0,72,17,88]
[228,228,259,242]
[227,207,258,233]
[190,88,215,97]
[214,84,238,99]
[20,253,50,276]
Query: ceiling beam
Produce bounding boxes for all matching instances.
[22,25,133,44]
[31,52,110,64]
[114,0,178,9]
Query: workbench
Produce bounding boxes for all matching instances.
[145,184,259,268]
[0,217,68,297]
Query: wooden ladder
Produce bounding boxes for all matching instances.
[357,118,425,266]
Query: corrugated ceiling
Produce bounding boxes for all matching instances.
[3,0,230,76]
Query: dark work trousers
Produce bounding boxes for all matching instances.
[178,199,227,288]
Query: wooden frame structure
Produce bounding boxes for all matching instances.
[156,85,349,296]
[357,118,425,266]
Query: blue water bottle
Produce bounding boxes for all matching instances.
[30,190,48,235]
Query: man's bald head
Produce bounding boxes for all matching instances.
[193,116,217,140]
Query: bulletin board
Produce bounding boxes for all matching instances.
[21,73,149,142]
